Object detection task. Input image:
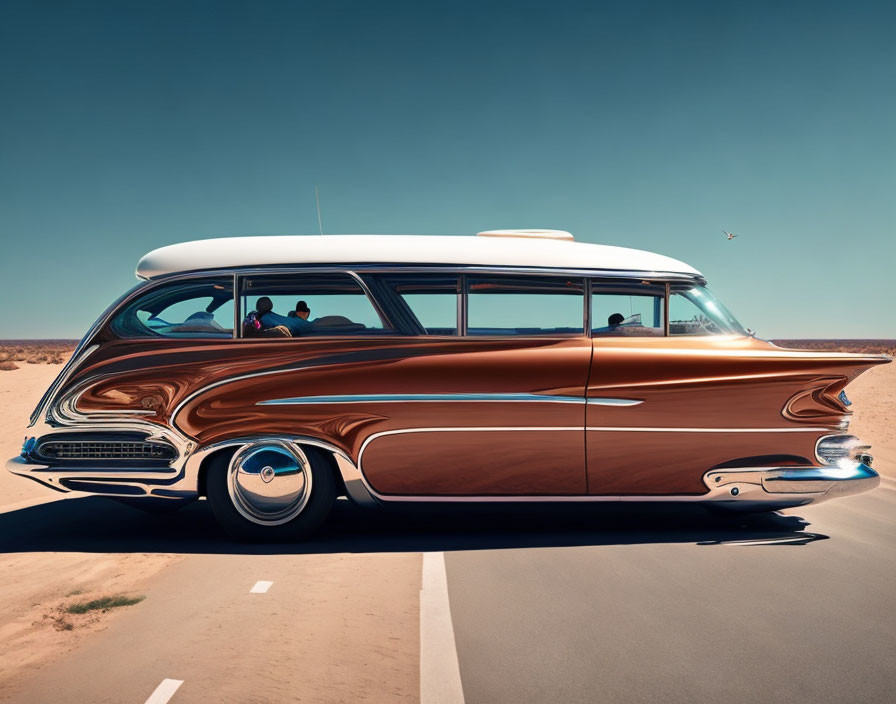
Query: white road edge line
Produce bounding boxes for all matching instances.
[145,678,183,704]
[420,552,465,704]
[250,580,273,593]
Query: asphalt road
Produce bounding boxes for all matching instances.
[1,485,894,703]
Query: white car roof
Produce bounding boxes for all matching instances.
[136,234,702,280]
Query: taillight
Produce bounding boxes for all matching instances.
[815,435,872,467]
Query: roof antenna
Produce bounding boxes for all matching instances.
[315,185,323,235]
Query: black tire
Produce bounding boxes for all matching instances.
[206,444,337,541]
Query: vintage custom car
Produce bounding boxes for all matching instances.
[8,230,889,539]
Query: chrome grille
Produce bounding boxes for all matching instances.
[37,440,176,462]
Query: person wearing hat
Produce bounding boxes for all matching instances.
[287,300,313,334]
[289,300,312,321]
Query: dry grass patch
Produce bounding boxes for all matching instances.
[64,594,145,615]
[34,593,147,634]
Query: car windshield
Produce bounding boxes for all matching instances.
[669,285,746,336]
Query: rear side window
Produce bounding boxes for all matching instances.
[370,274,459,335]
[239,273,393,337]
[592,282,665,336]
[111,278,235,338]
[466,275,585,335]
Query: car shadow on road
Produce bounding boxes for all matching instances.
[0,495,828,555]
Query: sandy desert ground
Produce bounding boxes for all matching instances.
[0,363,420,700]
[0,352,893,699]
[0,364,180,688]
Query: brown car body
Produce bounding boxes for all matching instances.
[8,234,888,536]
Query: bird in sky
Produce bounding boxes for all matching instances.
[723,230,738,240]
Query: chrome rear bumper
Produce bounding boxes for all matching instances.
[703,462,880,505]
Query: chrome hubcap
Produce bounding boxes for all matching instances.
[227,441,312,526]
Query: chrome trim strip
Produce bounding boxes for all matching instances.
[586,426,828,432]
[586,398,644,407]
[663,281,670,336]
[257,393,585,406]
[257,393,645,407]
[232,272,239,339]
[458,272,467,336]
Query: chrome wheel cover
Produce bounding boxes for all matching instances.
[227,441,312,526]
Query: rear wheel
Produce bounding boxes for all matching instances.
[206,440,336,540]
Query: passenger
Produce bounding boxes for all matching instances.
[258,297,315,336]
[608,313,625,330]
[247,296,294,336]
[287,300,314,334]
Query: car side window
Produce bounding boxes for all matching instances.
[111,278,235,338]
[466,275,585,335]
[592,282,665,337]
[368,274,460,335]
[239,273,393,338]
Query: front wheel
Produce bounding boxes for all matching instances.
[207,441,336,541]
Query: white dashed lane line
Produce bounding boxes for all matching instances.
[145,678,183,704]
[141,582,272,702]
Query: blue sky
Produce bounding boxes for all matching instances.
[1,0,893,339]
